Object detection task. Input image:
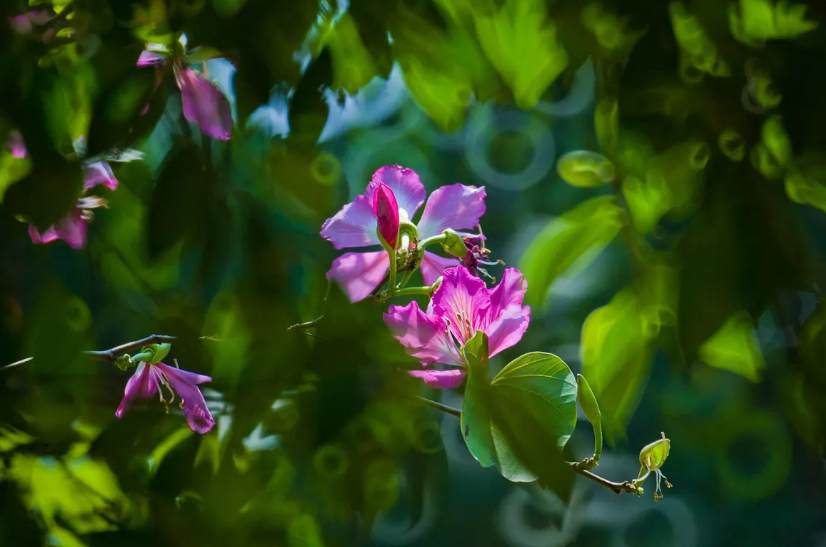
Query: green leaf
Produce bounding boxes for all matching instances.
[460,331,497,468]
[576,374,603,461]
[491,352,578,451]
[698,311,765,382]
[556,150,615,188]
[519,195,624,308]
[474,0,568,109]
[581,289,655,444]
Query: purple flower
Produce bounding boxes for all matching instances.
[383,266,531,389]
[137,42,233,140]
[116,361,215,434]
[320,165,487,302]
[8,133,119,249]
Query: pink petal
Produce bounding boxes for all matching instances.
[327,250,389,302]
[82,161,118,191]
[485,303,530,359]
[420,251,459,286]
[137,50,168,67]
[115,363,158,418]
[29,209,87,249]
[430,266,490,345]
[365,166,426,221]
[408,369,466,389]
[384,301,465,366]
[175,65,233,140]
[155,363,215,434]
[488,268,528,317]
[416,184,487,239]
[320,195,380,249]
[373,183,400,248]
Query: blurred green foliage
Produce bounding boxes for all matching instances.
[2,0,826,546]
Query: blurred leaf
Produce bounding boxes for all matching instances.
[145,143,208,260]
[288,47,332,150]
[699,311,765,382]
[594,98,618,153]
[761,116,792,167]
[556,150,615,188]
[0,147,32,203]
[581,288,655,444]
[576,374,603,460]
[323,13,377,93]
[391,5,474,131]
[520,195,624,308]
[728,0,817,45]
[474,0,568,109]
[203,291,250,392]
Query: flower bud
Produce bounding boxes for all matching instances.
[373,183,400,249]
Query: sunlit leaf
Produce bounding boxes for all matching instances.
[474,0,568,109]
[729,0,817,45]
[698,311,765,382]
[581,289,656,444]
[519,195,624,308]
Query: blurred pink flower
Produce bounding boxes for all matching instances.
[320,165,487,302]
[137,43,233,140]
[11,133,119,249]
[384,266,530,388]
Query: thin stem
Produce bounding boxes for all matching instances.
[419,233,449,250]
[415,396,461,418]
[0,333,222,372]
[415,396,641,496]
[567,462,641,495]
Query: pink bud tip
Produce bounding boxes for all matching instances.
[373,182,400,249]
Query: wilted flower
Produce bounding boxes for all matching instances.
[383,266,531,388]
[633,432,672,501]
[116,360,215,434]
[320,165,487,302]
[9,134,122,249]
[137,34,233,140]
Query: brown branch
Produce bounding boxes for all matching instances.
[416,396,641,496]
[83,334,178,363]
[567,462,641,495]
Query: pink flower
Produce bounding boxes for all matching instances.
[320,165,487,302]
[8,134,119,250]
[137,42,233,140]
[116,361,215,434]
[383,266,531,389]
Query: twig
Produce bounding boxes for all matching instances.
[415,396,641,496]
[415,396,461,418]
[567,462,640,495]
[0,334,221,372]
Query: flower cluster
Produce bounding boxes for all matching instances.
[320,165,530,388]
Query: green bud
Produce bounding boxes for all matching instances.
[441,229,468,258]
[141,343,171,364]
